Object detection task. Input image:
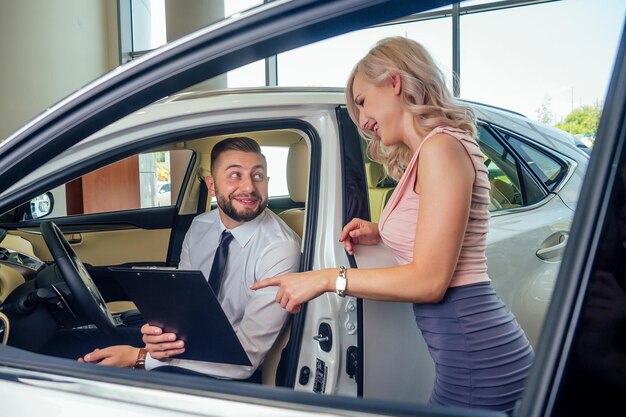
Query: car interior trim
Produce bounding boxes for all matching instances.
[336,105,370,396]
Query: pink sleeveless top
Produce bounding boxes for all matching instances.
[378,126,491,287]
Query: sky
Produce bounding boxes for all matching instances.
[151,0,626,125]
[458,0,626,122]
[228,0,626,124]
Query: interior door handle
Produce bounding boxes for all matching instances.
[67,233,82,244]
[536,233,568,261]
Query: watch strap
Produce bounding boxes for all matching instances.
[336,266,347,297]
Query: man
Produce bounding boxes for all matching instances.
[45,137,301,381]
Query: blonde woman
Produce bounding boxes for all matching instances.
[253,37,534,412]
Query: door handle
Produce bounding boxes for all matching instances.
[536,233,568,261]
[67,233,82,245]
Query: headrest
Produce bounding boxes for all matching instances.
[286,140,309,203]
[365,161,385,188]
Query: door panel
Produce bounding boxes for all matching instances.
[12,227,170,266]
[355,243,435,404]
[7,207,178,305]
[487,196,574,347]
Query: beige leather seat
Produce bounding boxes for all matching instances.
[0,235,32,302]
[490,178,519,209]
[278,140,309,238]
[366,161,394,223]
[261,320,291,385]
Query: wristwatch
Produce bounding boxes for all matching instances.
[134,348,148,369]
[336,266,348,297]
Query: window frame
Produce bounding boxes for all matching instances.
[479,122,550,212]
[491,124,577,196]
[503,132,569,191]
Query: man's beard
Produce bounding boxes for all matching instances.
[216,189,267,223]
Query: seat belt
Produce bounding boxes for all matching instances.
[166,178,208,266]
[197,177,208,214]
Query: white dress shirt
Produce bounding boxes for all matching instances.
[145,208,301,379]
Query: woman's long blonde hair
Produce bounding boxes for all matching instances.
[346,37,477,181]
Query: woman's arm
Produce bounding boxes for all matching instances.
[253,134,475,311]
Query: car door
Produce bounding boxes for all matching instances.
[480,123,582,347]
[0,147,195,308]
[8,0,620,416]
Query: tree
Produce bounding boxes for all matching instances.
[555,101,602,136]
[535,95,554,125]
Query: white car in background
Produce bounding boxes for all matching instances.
[0,1,622,416]
[156,181,171,207]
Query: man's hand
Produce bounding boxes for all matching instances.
[79,345,139,367]
[141,324,185,360]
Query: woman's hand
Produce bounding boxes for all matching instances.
[339,218,381,254]
[141,324,185,360]
[79,345,139,367]
[251,270,333,313]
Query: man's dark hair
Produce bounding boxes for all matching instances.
[210,136,266,174]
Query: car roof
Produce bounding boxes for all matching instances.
[110,86,588,161]
[3,86,587,201]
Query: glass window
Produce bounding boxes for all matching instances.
[224,0,264,17]
[261,146,290,198]
[477,125,545,210]
[131,0,167,52]
[505,135,566,191]
[36,149,193,219]
[227,59,266,88]
[277,17,452,88]
[460,0,625,125]
[461,0,502,7]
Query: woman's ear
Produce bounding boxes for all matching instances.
[390,72,402,95]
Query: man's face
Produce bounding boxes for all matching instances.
[207,150,269,228]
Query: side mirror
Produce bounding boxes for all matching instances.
[29,192,54,219]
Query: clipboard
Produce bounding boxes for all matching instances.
[109,267,251,366]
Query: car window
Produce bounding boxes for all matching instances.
[361,124,548,214]
[35,149,193,219]
[504,135,567,191]
[477,125,545,211]
[261,146,290,198]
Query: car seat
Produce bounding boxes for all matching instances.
[365,161,394,223]
[278,140,308,238]
[490,178,519,209]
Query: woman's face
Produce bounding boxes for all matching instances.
[351,72,405,147]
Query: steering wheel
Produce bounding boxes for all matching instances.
[40,221,116,334]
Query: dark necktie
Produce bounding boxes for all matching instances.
[208,230,234,296]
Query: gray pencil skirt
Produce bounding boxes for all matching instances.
[413,282,535,413]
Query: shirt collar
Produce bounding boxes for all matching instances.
[219,209,267,248]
